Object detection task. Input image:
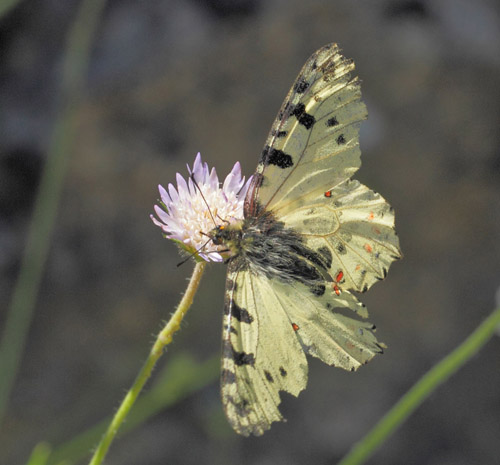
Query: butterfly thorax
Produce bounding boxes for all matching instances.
[209,221,245,254]
[210,212,330,291]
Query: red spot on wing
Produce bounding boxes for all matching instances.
[364,243,373,253]
[292,323,300,331]
[333,284,341,296]
[335,270,344,283]
[324,190,332,198]
[368,211,375,221]
[355,264,361,271]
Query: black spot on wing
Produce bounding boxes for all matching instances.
[234,351,255,366]
[279,366,287,377]
[336,134,346,145]
[291,103,315,129]
[223,341,255,366]
[261,145,293,169]
[221,369,236,384]
[264,370,274,383]
[298,112,315,129]
[271,129,288,138]
[311,283,326,296]
[336,242,347,255]
[293,78,310,94]
[225,395,251,418]
[231,302,254,324]
[326,116,339,127]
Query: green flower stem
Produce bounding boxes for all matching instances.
[88,261,207,465]
[0,0,107,425]
[338,306,500,465]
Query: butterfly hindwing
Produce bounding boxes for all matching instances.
[271,279,383,370]
[279,179,401,293]
[221,264,382,435]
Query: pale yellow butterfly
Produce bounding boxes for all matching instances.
[208,43,401,436]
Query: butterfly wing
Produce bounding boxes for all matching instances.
[270,279,384,370]
[245,43,367,218]
[279,179,401,293]
[245,42,401,294]
[221,265,308,436]
[221,262,383,436]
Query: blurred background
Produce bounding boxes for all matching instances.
[1,0,500,464]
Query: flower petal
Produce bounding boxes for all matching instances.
[158,184,169,203]
[167,183,179,203]
[154,205,170,223]
[176,173,189,198]
[208,167,219,191]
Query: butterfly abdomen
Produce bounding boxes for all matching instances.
[233,212,331,290]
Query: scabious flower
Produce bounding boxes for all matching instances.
[151,153,252,262]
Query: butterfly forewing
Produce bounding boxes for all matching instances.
[245,43,367,218]
[221,267,308,436]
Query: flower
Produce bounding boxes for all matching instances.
[151,153,252,262]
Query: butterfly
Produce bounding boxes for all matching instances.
[208,43,401,436]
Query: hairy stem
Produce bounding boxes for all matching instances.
[88,261,206,465]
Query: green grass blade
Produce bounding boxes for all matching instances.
[0,0,107,424]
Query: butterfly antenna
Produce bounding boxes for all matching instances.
[216,214,230,225]
[189,172,218,227]
[176,237,213,267]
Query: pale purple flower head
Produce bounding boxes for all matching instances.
[151,153,252,262]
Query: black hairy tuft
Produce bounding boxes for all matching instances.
[231,211,327,288]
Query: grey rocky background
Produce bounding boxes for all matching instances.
[1,0,500,464]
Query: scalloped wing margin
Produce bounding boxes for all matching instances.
[220,265,383,436]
